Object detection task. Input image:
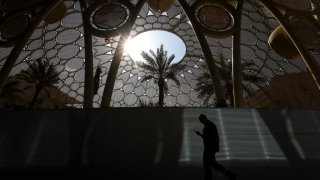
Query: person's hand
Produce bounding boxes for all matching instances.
[194,130,202,136]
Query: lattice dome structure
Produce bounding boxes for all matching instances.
[0,0,319,108]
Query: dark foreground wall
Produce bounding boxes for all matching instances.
[0,108,319,180]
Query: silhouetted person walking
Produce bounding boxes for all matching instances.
[194,114,236,180]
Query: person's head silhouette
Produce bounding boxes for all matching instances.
[199,114,208,124]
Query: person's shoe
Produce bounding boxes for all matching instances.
[225,170,236,180]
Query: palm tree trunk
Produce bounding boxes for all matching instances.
[29,84,42,109]
[158,78,165,107]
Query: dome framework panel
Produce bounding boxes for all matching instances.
[0,0,319,108]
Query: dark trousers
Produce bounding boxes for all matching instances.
[203,148,227,180]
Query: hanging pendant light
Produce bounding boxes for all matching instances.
[146,0,174,13]
[269,17,320,59]
[268,26,299,59]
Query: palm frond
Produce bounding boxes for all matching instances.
[165,72,180,86]
[218,68,231,82]
[194,53,268,104]
[241,61,255,68]
[168,62,187,74]
[242,84,254,96]
[141,51,158,69]
[242,74,267,84]
[217,53,228,69]
[156,44,164,68]
[27,59,60,85]
[138,99,159,107]
[199,63,208,70]
[161,50,168,71]
[243,68,260,74]
[203,95,214,106]
[136,61,157,73]
[46,65,59,82]
[140,75,154,83]
[195,82,214,104]
[16,71,36,83]
[163,83,169,94]
[197,71,211,83]
[165,54,175,69]
[0,80,21,95]
[149,49,157,60]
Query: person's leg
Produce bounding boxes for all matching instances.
[203,150,212,180]
[211,153,236,180]
[224,170,236,180]
[211,156,227,173]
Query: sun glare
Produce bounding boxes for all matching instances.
[124,30,186,63]
[124,38,134,53]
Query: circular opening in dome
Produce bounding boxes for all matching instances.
[125,30,186,64]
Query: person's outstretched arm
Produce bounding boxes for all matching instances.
[194,130,203,138]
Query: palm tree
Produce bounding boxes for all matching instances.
[195,53,267,107]
[16,58,59,109]
[0,79,29,108]
[137,44,187,107]
[138,99,159,107]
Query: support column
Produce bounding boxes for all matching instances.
[232,0,244,107]
[80,0,94,108]
[177,0,227,107]
[100,0,146,108]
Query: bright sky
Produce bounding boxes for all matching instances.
[125,30,186,64]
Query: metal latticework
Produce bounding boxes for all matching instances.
[0,0,319,108]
